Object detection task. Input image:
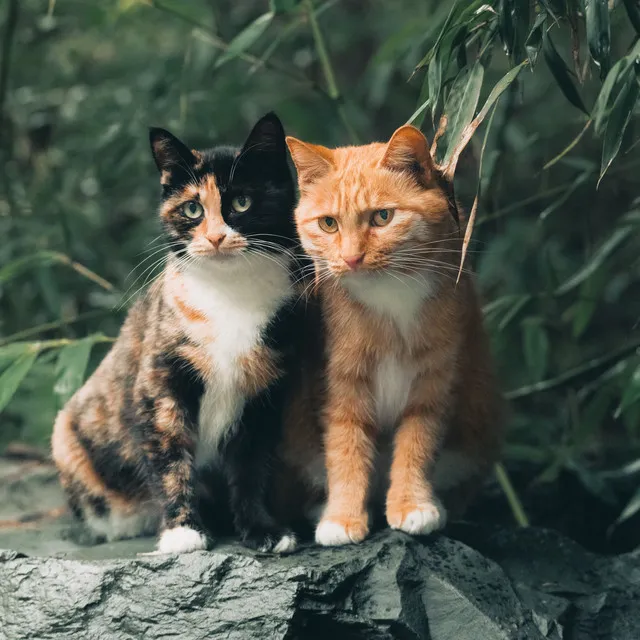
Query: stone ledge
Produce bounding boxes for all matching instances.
[1,526,639,640]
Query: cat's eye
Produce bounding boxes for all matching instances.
[318,216,338,233]
[371,209,394,227]
[231,195,252,213]
[183,201,204,220]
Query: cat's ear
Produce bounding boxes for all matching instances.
[286,137,334,188]
[241,112,287,157]
[149,128,197,181]
[380,125,435,182]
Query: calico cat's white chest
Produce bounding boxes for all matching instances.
[171,257,292,465]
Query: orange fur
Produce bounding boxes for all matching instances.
[281,126,503,544]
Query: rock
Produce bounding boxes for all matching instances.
[0,526,638,640]
[1,457,639,640]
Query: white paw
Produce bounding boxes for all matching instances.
[272,534,298,554]
[315,520,365,546]
[153,526,208,554]
[392,501,447,535]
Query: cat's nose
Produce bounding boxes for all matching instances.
[343,253,365,270]
[207,233,226,249]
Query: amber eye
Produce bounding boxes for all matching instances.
[318,216,338,233]
[371,209,394,227]
[231,194,252,213]
[183,200,204,220]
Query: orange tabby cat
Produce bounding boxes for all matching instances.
[281,125,503,546]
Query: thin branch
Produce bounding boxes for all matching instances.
[505,339,640,400]
[304,0,359,142]
[0,310,111,346]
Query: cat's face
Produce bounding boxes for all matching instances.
[150,113,295,270]
[286,126,453,278]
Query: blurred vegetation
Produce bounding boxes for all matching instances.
[0,0,638,543]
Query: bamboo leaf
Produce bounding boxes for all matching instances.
[456,99,497,283]
[599,74,640,183]
[54,337,96,403]
[441,61,485,165]
[442,60,527,178]
[215,12,274,68]
[543,33,589,115]
[525,11,547,68]
[585,0,611,78]
[622,0,640,34]
[0,349,40,414]
[615,364,640,418]
[522,317,549,382]
[613,486,640,527]
[0,342,34,373]
[270,0,300,14]
[556,226,633,294]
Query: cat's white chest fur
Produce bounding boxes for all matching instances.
[373,355,418,429]
[173,256,292,466]
[343,271,435,429]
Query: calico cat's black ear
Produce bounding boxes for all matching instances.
[149,128,197,178]
[240,112,287,159]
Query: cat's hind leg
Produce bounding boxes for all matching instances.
[52,408,160,544]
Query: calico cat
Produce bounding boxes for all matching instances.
[52,113,300,554]
[280,125,503,546]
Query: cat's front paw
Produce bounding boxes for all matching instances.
[144,526,208,555]
[241,525,298,554]
[315,515,369,546]
[386,498,447,535]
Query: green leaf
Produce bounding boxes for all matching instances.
[615,364,640,418]
[585,0,611,78]
[0,342,35,373]
[0,349,40,414]
[407,65,435,128]
[622,0,640,35]
[0,251,59,284]
[54,337,96,403]
[525,11,547,68]
[593,41,640,135]
[498,294,531,331]
[543,33,589,115]
[599,74,640,183]
[556,225,633,294]
[522,317,549,382]
[270,0,300,14]
[215,12,274,68]
[613,486,640,527]
[440,61,485,164]
[414,0,463,70]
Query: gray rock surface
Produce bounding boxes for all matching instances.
[0,457,639,640]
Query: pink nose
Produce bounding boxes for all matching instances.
[343,253,365,270]
[207,234,226,249]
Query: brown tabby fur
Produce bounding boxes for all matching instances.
[279,125,503,545]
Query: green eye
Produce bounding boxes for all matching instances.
[318,216,338,233]
[183,201,203,220]
[232,195,252,213]
[371,209,394,227]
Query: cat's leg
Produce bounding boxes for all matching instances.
[52,408,160,544]
[146,396,208,555]
[224,395,297,554]
[315,394,375,546]
[385,411,447,535]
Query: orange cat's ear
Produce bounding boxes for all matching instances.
[380,125,435,181]
[286,137,334,188]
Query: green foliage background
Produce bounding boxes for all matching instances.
[0,0,638,536]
